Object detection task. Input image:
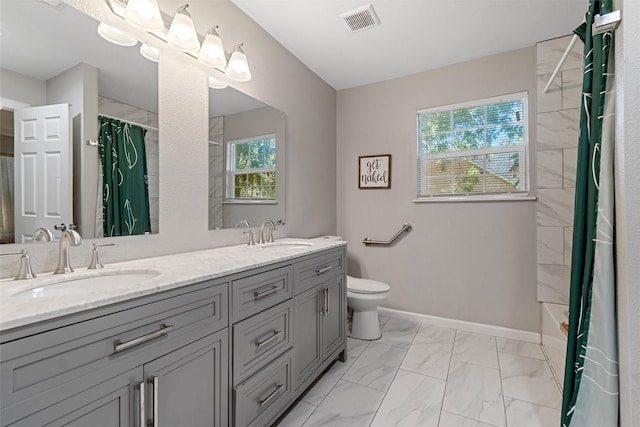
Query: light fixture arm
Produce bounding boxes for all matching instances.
[173,4,190,18]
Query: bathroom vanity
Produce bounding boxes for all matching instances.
[0,239,346,427]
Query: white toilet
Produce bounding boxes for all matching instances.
[315,235,391,340]
[347,276,390,340]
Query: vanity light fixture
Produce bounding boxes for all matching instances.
[124,0,164,32]
[140,43,160,62]
[167,4,199,52]
[225,44,251,82]
[208,75,228,89]
[97,22,138,46]
[198,26,226,68]
[104,0,252,82]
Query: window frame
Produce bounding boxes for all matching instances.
[416,91,531,201]
[225,133,277,201]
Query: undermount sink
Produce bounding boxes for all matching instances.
[258,241,313,249]
[11,270,161,298]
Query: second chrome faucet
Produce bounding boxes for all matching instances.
[53,224,82,274]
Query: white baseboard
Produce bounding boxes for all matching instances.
[378,307,541,344]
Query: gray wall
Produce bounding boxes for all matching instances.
[0,68,46,108]
[615,0,640,424]
[0,0,337,275]
[337,47,540,332]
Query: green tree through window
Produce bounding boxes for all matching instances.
[226,135,276,199]
[417,93,529,197]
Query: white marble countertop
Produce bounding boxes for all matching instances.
[0,238,346,332]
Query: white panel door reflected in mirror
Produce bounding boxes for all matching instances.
[0,0,159,244]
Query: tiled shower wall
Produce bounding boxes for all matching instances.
[98,96,160,235]
[208,116,224,230]
[536,35,583,303]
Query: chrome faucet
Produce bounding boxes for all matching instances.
[0,249,36,280]
[88,243,115,269]
[32,227,54,242]
[259,220,277,244]
[235,220,256,245]
[53,224,82,274]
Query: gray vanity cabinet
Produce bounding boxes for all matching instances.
[7,367,140,427]
[0,279,229,427]
[142,329,228,427]
[1,245,347,427]
[292,250,346,393]
[321,274,346,358]
[292,286,323,392]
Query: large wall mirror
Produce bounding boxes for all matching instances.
[209,87,286,229]
[0,0,159,244]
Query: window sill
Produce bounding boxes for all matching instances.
[413,195,537,203]
[223,200,277,205]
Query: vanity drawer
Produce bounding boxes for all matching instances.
[234,351,292,427]
[0,281,228,411]
[233,300,293,385]
[294,249,344,295]
[232,265,292,322]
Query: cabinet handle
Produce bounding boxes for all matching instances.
[315,265,333,275]
[254,287,279,300]
[325,288,330,315]
[321,288,328,316]
[256,330,283,349]
[138,381,146,427]
[258,383,284,407]
[150,377,158,427]
[113,324,173,354]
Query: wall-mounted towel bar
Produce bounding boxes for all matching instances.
[362,223,412,246]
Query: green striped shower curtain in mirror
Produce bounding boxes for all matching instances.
[98,115,151,237]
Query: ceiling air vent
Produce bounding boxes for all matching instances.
[339,4,380,33]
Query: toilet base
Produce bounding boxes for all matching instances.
[351,310,382,340]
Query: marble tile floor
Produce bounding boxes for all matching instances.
[275,316,562,427]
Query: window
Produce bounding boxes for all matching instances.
[226,134,276,200]
[417,92,529,199]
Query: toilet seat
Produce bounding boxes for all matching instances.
[347,276,390,294]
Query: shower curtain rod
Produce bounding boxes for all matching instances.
[98,114,159,132]
[544,11,621,94]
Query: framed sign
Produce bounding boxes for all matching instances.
[359,154,391,189]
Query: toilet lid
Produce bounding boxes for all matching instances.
[347,276,390,294]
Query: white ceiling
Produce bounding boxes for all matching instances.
[231,0,588,90]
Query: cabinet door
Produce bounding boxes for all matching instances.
[292,287,322,392]
[143,329,228,427]
[321,276,345,359]
[8,367,141,427]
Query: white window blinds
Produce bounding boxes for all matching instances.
[226,134,276,200]
[417,92,529,198]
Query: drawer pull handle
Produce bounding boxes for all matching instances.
[258,383,284,407]
[254,287,279,300]
[315,265,333,275]
[256,330,283,349]
[114,324,173,354]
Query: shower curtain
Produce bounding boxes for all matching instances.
[98,116,151,237]
[561,0,618,425]
[0,154,14,243]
